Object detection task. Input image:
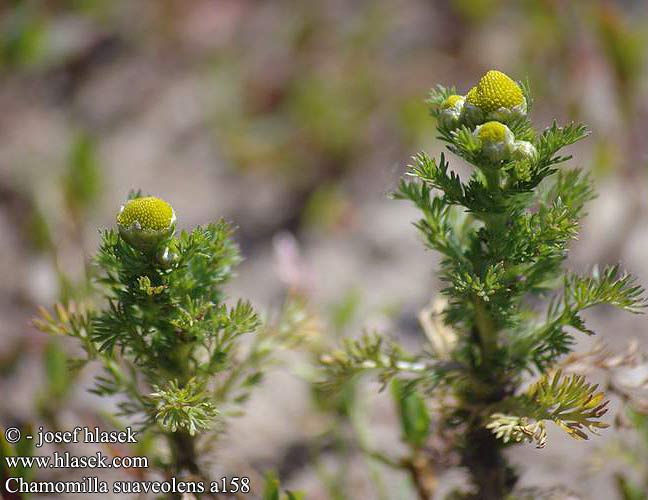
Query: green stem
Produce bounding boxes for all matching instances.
[482,167,501,191]
[463,167,514,498]
[167,432,201,500]
[166,338,202,499]
[473,167,507,370]
[168,432,200,475]
[481,167,507,231]
[474,298,497,366]
[461,426,517,500]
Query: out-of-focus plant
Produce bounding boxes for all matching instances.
[62,133,102,228]
[450,0,503,23]
[271,233,399,498]
[34,193,303,491]
[320,70,645,499]
[262,471,306,500]
[1,424,35,490]
[211,3,423,237]
[593,3,646,116]
[0,130,104,473]
[0,1,45,69]
[564,341,648,500]
[305,290,394,499]
[271,236,378,498]
[35,340,75,426]
[614,408,648,500]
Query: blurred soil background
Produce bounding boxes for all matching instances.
[1,0,648,498]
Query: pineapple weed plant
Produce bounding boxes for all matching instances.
[30,70,646,500]
[34,194,305,497]
[320,70,646,499]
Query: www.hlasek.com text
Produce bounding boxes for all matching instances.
[5,451,148,469]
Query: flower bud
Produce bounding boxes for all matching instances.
[156,245,178,268]
[117,196,176,252]
[461,89,485,128]
[438,94,465,130]
[474,121,515,163]
[463,70,527,125]
[512,140,538,162]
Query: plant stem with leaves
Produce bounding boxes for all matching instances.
[35,194,301,498]
[320,70,645,500]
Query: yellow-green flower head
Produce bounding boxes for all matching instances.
[438,94,465,130]
[467,70,524,111]
[474,121,515,162]
[442,95,464,109]
[462,70,527,125]
[117,196,176,252]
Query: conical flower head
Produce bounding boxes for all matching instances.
[117,196,176,252]
[463,70,527,124]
